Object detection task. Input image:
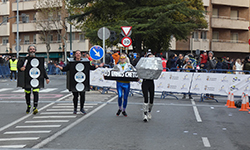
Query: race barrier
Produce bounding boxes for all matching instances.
[90,68,250,100]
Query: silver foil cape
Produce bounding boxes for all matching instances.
[136,57,163,80]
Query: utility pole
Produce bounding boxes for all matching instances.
[16,0,19,58]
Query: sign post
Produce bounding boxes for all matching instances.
[97,27,110,64]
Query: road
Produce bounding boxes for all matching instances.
[0,75,250,150]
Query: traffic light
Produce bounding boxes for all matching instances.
[109,30,117,42]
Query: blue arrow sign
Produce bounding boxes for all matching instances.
[89,45,104,60]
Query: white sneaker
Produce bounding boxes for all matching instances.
[147,112,152,120]
[143,114,148,122]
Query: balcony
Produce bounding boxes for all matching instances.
[12,0,36,11]
[0,1,10,15]
[211,16,249,30]
[203,0,209,7]
[0,22,10,36]
[12,20,63,32]
[190,38,210,51]
[212,40,249,52]
[212,0,249,7]
[12,40,90,53]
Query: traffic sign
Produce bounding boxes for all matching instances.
[89,45,104,60]
[121,37,132,47]
[70,50,73,57]
[121,26,132,36]
[15,45,21,51]
[249,39,250,45]
[97,27,110,40]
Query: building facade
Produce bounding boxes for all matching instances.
[0,0,90,60]
[171,0,250,58]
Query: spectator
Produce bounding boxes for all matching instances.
[112,51,120,65]
[224,56,232,70]
[243,56,250,74]
[216,57,223,73]
[167,53,177,69]
[105,50,114,67]
[200,50,208,69]
[176,54,185,69]
[206,51,217,71]
[132,53,141,67]
[235,58,243,74]
[206,51,216,99]
[182,58,193,99]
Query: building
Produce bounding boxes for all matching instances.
[171,0,250,58]
[0,0,90,61]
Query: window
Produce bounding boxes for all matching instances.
[231,33,238,43]
[201,31,207,40]
[212,32,219,41]
[33,14,36,22]
[2,16,8,25]
[2,37,8,45]
[49,35,53,42]
[192,31,199,40]
[24,36,30,44]
[212,8,218,18]
[48,13,53,21]
[57,12,61,20]
[3,0,9,3]
[230,10,239,20]
[67,33,75,40]
[22,15,29,23]
[79,33,85,41]
[33,35,36,44]
[57,34,61,42]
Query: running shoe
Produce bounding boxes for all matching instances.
[26,105,31,114]
[33,107,38,115]
[116,109,122,116]
[80,109,86,114]
[122,111,127,117]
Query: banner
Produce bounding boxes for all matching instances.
[90,68,250,96]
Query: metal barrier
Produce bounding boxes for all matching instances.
[169,68,208,72]
[209,69,250,74]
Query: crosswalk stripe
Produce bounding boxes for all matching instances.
[57,103,97,106]
[0,88,13,92]
[46,109,88,111]
[12,89,24,92]
[25,120,69,123]
[52,106,93,109]
[61,89,70,93]
[16,125,61,128]
[40,112,74,115]
[0,145,26,148]
[40,88,57,93]
[0,137,39,141]
[33,116,76,119]
[4,131,51,134]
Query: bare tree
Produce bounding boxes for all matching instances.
[34,0,68,62]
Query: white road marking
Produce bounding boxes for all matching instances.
[0,137,39,141]
[0,88,13,92]
[40,88,57,93]
[0,145,26,148]
[46,109,76,111]
[0,93,72,132]
[202,137,211,147]
[191,99,202,122]
[40,112,74,115]
[57,103,97,106]
[52,106,93,108]
[4,131,51,134]
[12,89,24,92]
[25,120,69,123]
[33,116,76,119]
[16,125,61,128]
[61,89,70,93]
[32,95,118,148]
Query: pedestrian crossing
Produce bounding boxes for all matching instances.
[0,96,101,148]
[0,88,70,93]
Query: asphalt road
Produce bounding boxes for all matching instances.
[0,75,250,150]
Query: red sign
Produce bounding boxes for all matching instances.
[249,39,250,45]
[121,26,132,36]
[121,37,132,47]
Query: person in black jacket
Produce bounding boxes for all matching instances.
[56,50,103,114]
[17,44,50,114]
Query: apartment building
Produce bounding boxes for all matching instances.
[171,0,250,58]
[0,0,89,60]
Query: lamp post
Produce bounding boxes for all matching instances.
[16,0,19,58]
